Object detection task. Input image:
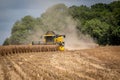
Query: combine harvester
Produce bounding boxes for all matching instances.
[0,31,65,56]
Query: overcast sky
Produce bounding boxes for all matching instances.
[0,0,115,45]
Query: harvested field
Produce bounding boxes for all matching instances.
[0,46,120,80]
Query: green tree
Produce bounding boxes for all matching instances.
[91,3,110,12]
[69,5,91,22]
[81,19,110,45]
[3,38,10,45]
[9,15,37,44]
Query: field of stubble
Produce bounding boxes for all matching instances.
[0,46,120,80]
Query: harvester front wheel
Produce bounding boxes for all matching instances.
[58,46,65,51]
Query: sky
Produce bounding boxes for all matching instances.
[0,0,115,45]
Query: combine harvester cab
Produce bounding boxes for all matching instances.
[0,31,65,56]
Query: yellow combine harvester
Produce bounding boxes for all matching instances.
[32,31,65,51]
[0,31,65,56]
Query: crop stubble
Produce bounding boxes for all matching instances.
[0,46,120,80]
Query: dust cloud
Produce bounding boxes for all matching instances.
[61,16,97,50]
[30,4,97,50]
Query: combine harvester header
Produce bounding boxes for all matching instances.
[0,31,65,56]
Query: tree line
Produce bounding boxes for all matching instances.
[69,1,120,45]
[3,1,120,45]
